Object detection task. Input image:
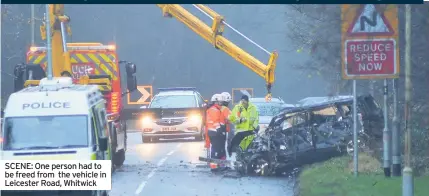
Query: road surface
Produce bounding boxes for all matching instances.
[110,132,295,196]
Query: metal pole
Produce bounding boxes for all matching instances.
[383,79,391,177]
[45,5,53,80]
[392,79,401,176]
[31,4,35,45]
[0,3,3,118]
[60,22,68,52]
[353,80,358,177]
[403,4,414,196]
[369,80,374,96]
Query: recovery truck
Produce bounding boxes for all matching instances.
[13,4,137,168]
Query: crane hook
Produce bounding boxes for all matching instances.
[265,83,272,102]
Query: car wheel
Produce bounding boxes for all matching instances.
[142,135,151,143]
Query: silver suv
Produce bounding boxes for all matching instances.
[140,87,207,143]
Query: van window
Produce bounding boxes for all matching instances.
[91,113,97,146]
[97,108,108,138]
[3,115,88,150]
[92,108,104,139]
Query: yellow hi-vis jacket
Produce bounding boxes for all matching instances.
[228,102,259,133]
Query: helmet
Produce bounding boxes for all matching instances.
[221,92,232,102]
[210,94,222,102]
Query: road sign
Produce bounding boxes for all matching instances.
[341,4,399,80]
[127,85,153,105]
[232,88,253,104]
[347,4,394,37]
[345,39,397,78]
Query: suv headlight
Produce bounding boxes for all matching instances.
[188,114,202,125]
[141,116,153,126]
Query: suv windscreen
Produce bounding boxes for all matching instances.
[253,102,284,116]
[149,95,197,108]
[2,115,88,150]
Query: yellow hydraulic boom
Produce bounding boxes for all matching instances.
[157,4,278,100]
[25,4,112,90]
[40,4,72,77]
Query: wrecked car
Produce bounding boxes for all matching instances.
[230,94,384,176]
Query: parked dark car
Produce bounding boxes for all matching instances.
[232,95,384,176]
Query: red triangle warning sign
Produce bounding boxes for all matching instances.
[347,4,394,37]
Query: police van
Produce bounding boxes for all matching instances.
[1,77,110,196]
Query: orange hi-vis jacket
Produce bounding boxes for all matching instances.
[205,104,224,148]
[221,106,232,132]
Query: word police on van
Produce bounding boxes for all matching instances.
[22,102,71,110]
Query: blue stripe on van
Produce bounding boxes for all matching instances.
[13,151,77,156]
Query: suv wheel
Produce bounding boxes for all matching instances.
[195,126,204,141]
[142,135,151,143]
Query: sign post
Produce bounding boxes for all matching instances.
[341,4,399,177]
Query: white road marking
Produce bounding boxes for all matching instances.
[166,150,175,156]
[157,157,167,167]
[134,143,182,195]
[147,170,156,179]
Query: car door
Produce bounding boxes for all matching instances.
[288,113,313,165]
[293,132,314,165]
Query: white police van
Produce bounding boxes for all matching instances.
[1,77,110,196]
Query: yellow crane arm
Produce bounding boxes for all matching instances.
[157,4,278,100]
[34,4,278,100]
[34,4,111,92]
[39,4,72,77]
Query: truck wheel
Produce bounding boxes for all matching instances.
[113,149,125,167]
[142,135,151,143]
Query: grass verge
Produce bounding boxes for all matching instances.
[299,153,429,196]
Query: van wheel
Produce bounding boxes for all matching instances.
[142,136,151,143]
[113,149,125,167]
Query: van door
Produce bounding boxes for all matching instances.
[96,107,111,160]
[92,107,106,160]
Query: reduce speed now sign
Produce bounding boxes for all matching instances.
[344,39,397,78]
